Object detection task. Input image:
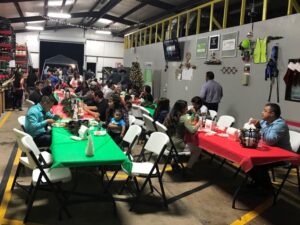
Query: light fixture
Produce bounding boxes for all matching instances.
[97,18,112,24]
[25,25,44,31]
[48,0,74,7]
[95,30,112,35]
[27,20,45,24]
[47,12,71,19]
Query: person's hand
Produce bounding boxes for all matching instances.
[46,119,55,125]
[93,112,100,118]
[248,118,260,127]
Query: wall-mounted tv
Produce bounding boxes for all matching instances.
[163,39,182,61]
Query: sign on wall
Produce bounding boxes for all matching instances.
[196,37,208,58]
[209,34,220,51]
[221,31,238,57]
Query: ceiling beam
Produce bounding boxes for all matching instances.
[85,0,121,26]
[117,0,210,36]
[15,25,71,33]
[43,0,48,16]
[68,0,77,13]
[136,0,174,10]
[105,3,146,28]
[0,0,42,3]
[13,2,26,26]
[120,2,147,19]
[79,0,103,25]
[8,13,136,26]
[60,0,67,10]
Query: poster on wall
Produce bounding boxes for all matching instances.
[144,62,153,87]
[181,68,193,80]
[196,37,208,58]
[221,32,238,57]
[209,34,220,51]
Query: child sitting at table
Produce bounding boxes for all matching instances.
[107,109,126,145]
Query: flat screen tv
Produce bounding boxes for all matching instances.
[163,39,182,61]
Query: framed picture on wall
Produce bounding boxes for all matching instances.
[196,37,208,58]
[209,34,220,51]
[221,31,238,57]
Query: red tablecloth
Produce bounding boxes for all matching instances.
[185,131,300,173]
[52,104,94,119]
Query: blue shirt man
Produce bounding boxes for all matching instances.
[260,118,291,151]
[25,95,58,147]
[249,103,292,190]
[200,71,223,111]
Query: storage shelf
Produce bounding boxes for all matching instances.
[0,43,12,49]
[0,30,12,36]
[15,54,27,57]
[16,47,27,51]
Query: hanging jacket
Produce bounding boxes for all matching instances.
[265,46,279,80]
[253,37,267,64]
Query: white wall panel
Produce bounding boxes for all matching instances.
[29,53,39,68]
[85,40,104,56]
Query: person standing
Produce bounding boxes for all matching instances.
[12,71,25,111]
[200,71,223,112]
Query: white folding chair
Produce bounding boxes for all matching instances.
[18,115,26,131]
[142,114,156,134]
[209,110,218,121]
[140,106,150,116]
[26,99,35,107]
[131,104,144,126]
[155,121,185,175]
[273,130,300,202]
[122,124,142,155]
[128,115,136,126]
[21,136,72,223]
[217,115,235,128]
[121,132,170,210]
[11,128,53,191]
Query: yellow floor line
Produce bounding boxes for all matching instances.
[230,197,273,225]
[0,149,22,223]
[0,111,12,128]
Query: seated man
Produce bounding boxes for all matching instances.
[29,81,44,104]
[83,90,108,121]
[248,103,292,191]
[25,95,59,147]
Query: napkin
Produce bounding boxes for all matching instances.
[79,125,89,139]
[85,134,94,157]
[226,127,239,141]
[205,119,216,131]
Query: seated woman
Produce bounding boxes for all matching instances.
[69,72,81,89]
[153,97,170,124]
[164,100,202,152]
[140,85,154,103]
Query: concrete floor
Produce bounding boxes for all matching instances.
[0,106,300,225]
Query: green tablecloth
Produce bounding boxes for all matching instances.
[51,127,132,173]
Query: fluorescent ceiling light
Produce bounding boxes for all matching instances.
[27,20,45,24]
[95,30,112,35]
[47,12,71,19]
[98,18,112,24]
[26,26,44,31]
[25,12,40,17]
[48,0,74,7]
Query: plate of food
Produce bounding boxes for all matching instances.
[94,130,107,136]
[217,133,229,138]
[52,122,66,127]
[89,120,99,126]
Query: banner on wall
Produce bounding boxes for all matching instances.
[221,31,238,57]
[144,62,153,88]
[196,37,208,58]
